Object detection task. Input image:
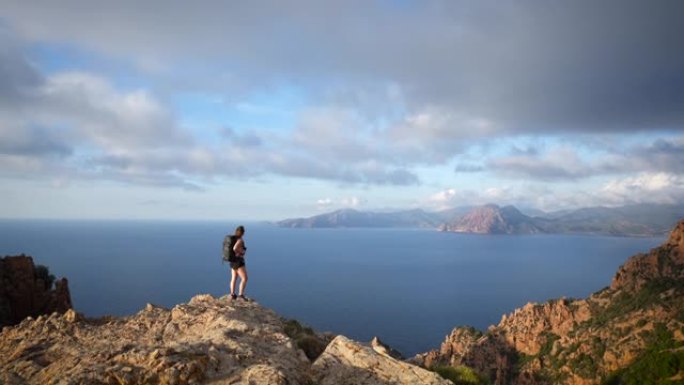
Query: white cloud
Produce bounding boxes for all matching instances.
[316,198,333,207]
[340,196,362,207]
[471,137,684,183]
[315,196,364,211]
[488,146,593,180]
[599,173,684,205]
[426,188,459,210]
[0,63,206,188]
[383,106,500,164]
[430,188,457,203]
[0,45,420,188]
[424,172,684,213]
[39,72,186,149]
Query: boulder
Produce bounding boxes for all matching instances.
[312,335,451,385]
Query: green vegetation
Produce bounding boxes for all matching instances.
[516,353,535,367]
[569,352,598,379]
[460,326,484,339]
[34,264,56,290]
[283,318,315,337]
[515,332,560,370]
[282,319,329,361]
[431,365,486,385]
[513,332,569,383]
[592,336,607,359]
[593,286,612,297]
[539,332,560,356]
[582,278,684,329]
[601,323,684,385]
[676,306,684,323]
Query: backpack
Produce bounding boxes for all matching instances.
[222,235,237,262]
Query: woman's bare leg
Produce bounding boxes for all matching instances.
[237,267,248,296]
[230,268,238,295]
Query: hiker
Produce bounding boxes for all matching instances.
[224,225,249,301]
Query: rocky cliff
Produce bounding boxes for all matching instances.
[0,255,72,327]
[0,294,451,385]
[414,220,684,384]
[441,204,542,235]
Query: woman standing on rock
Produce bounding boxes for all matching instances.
[229,226,249,301]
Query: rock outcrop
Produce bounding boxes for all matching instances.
[0,294,448,385]
[611,219,684,291]
[441,204,542,235]
[312,335,451,385]
[0,255,72,327]
[2,295,316,385]
[371,336,405,360]
[416,219,684,384]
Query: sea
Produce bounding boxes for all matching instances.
[0,220,664,356]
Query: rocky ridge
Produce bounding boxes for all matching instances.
[0,255,72,327]
[414,220,684,384]
[0,294,451,385]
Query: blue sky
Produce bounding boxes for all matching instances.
[0,1,683,220]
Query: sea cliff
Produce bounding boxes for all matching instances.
[413,220,684,384]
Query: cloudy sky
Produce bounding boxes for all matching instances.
[1,0,683,220]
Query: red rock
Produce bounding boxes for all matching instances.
[0,255,72,326]
[415,219,684,385]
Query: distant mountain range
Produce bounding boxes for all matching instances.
[277,206,474,229]
[277,203,684,236]
[277,208,445,229]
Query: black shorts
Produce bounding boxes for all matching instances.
[230,257,245,270]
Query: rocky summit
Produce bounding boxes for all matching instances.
[413,220,684,384]
[0,294,450,385]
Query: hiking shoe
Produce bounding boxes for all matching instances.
[238,295,250,302]
[230,293,237,301]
